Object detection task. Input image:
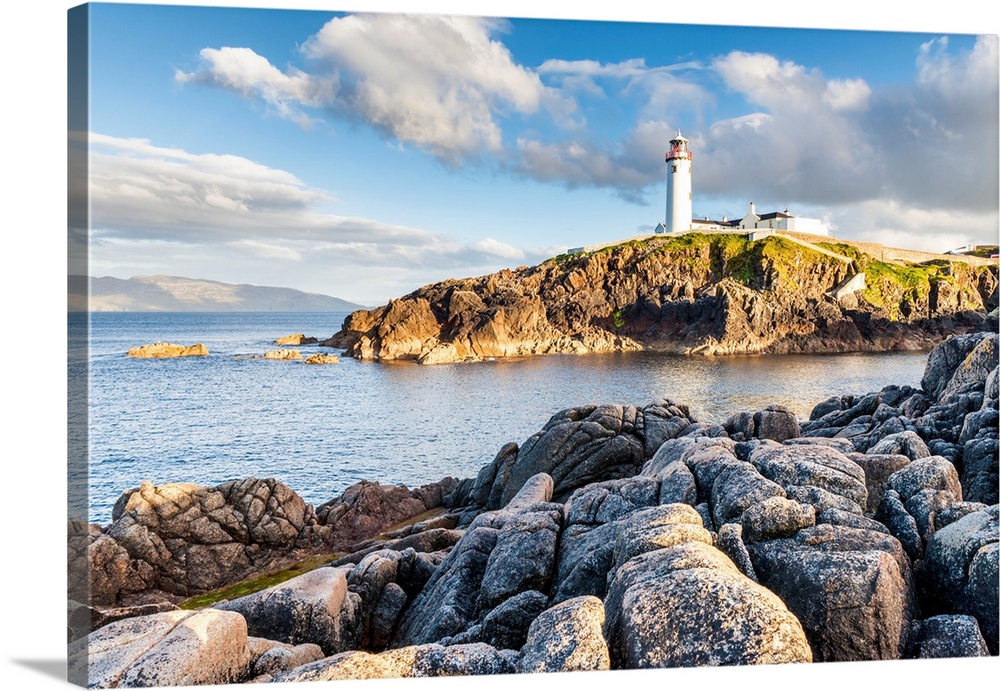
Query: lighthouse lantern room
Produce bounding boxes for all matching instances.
[665,132,693,233]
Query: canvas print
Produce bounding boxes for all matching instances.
[67,1,999,688]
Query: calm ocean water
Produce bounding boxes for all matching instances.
[76,311,929,524]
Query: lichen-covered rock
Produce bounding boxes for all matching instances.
[747,524,916,662]
[478,506,562,612]
[750,444,868,509]
[393,525,498,645]
[518,596,610,673]
[612,503,713,570]
[752,405,801,442]
[271,643,516,682]
[74,608,250,688]
[102,478,314,603]
[910,615,991,658]
[888,456,963,503]
[849,453,911,514]
[656,459,698,505]
[938,333,998,402]
[921,505,999,654]
[639,399,694,456]
[395,490,564,647]
[740,497,816,544]
[248,639,324,678]
[785,484,864,515]
[314,479,441,549]
[494,404,646,508]
[961,437,999,505]
[904,488,958,543]
[549,522,617,603]
[216,567,358,655]
[876,490,924,561]
[503,472,555,510]
[717,523,758,581]
[867,430,930,460]
[605,542,812,668]
[709,461,787,528]
[87,532,136,607]
[922,332,996,400]
[564,476,658,525]
[477,589,548,651]
[935,501,991,530]
[816,508,890,533]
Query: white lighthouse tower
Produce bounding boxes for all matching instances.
[665,132,693,233]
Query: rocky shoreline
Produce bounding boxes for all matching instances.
[70,326,999,686]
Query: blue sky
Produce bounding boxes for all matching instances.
[72,1,999,305]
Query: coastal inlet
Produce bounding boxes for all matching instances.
[84,310,931,525]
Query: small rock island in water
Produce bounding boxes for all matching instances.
[70,317,999,686]
[126,342,209,358]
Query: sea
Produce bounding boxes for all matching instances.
[73,311,930,524]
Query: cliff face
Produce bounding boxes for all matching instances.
[325,234,998,363]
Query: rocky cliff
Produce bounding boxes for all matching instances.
[324,234,998,363]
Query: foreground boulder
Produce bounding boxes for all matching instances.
[920,505,999,654]
[604,540,812,667]
[70,609,250,688]
[216,567,359,655]
[269,643,517,682]
[517,596,610,673]
[393,475,562,647]
[126,342,208,358]
[748,524,916,661]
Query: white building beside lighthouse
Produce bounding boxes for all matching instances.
[656,134,829,237]
[664,132,693,233]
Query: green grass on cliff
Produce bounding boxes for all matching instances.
[547,233,839,289]
[861,260,957,317]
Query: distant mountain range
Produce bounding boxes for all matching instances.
[69,275,365,312]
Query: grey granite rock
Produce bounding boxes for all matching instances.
[910,614,990,658]
[73,608,250,689]
[888,456,963,503]
[748,524,916,662]
[921,505,999,654]
[518,596,610,673]
[605,541,811,668]
[750,445,868,508]
[740,497,816,544]
[216,566,358,655]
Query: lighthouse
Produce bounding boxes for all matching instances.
[665,132,693,233]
